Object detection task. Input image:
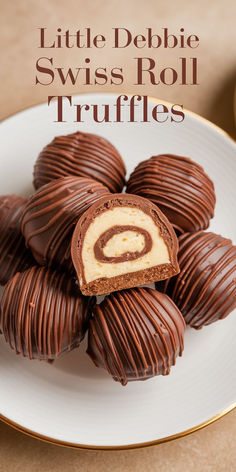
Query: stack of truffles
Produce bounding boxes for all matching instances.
[0,131,235,386]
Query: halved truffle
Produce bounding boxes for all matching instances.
[21,176,110,272]
[0,266,94,360]
[71,193,179,295]
[0,195,35,285]
[33,130,126,193]
[126,154,216,234]
[87,287,186,385]
[160,231,236,328]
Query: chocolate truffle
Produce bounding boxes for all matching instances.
[87,287,186,385]
[0,195,35,285]
[0,266,93,360]
[33,130,126,193]
[21,176,110,272]
[126,154,216,234]
[161,231,236,329]
[71,193,179,296]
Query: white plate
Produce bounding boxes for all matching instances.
[0,94,235,449]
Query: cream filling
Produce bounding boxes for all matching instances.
[81,207,170,284]
[103,231,145,257]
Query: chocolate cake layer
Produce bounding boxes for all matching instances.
[160,231,236,328]
[33,130,126,193]
[0,266,94,360]
[71,193,179,295]
[87,287,186,385]
[0,195,35,285]
[21,176,110,272]
[126,154,216,234]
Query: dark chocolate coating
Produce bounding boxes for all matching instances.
[21,176,110,272]
[33,130,126,193]
[71,193,179,296]
[126,154,216,234]
[87,287,185,385]
[0,266,94,360]
[160,231,236,328]
[0,195,35,285]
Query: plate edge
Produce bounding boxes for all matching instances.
[0,403,235,451]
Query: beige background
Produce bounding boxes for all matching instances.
[0,0,236,471]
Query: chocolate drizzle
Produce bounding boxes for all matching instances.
[0,195,35,285]
[0,266,93,360]
[87,287,185,385]
[161,231,236,328]
[94,225,152,263]
[33,130,126,193]
[21,176,110,272]
[126,154,216,234]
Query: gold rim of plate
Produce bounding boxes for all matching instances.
[0,404,235,450]
[0,93,235,450]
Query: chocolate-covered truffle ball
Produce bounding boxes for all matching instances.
[21,176,110,272]
[71,193,179,296]
[33,130,126,193]
[0,266,93,360]
[161,231,236,329]
[126,154,216,234]
[0,195,35,285]
[87,287,185,385]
